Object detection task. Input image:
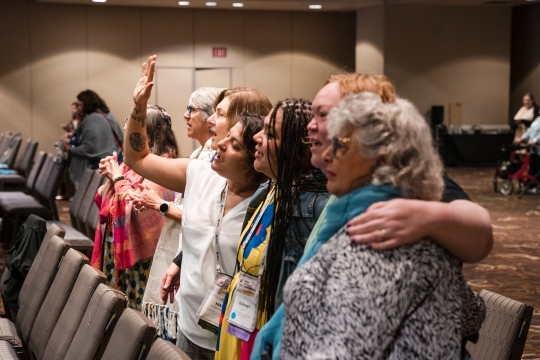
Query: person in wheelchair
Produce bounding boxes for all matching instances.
[516,115,540,186]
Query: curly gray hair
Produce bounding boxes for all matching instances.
[327,92,443,201]
[189,87,226,121]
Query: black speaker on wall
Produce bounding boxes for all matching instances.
[431,105,444,125]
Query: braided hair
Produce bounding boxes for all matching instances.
[260,99,327,317]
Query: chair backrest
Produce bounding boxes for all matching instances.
[0,134,12,160]
[24,151,46,192]
[36,155,64,200]
[1,135,22,169]
[12,139,31,174]
[42,265,106,360]
[15,234,69,343]
[64,284,126,360]
[32,153,54,197]
[466,290,534,360]
[100,308,157,360]
[18,140,38,178]
[69,169,95,231]
[29,248,88,359]
[146,338,191,360]
[77,174,104,234]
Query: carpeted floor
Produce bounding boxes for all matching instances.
[1,168,539,356]
[447,167,540,358]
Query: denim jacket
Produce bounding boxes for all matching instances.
[242,182,329,309]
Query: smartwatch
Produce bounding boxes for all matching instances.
[159,201,171,215]
[113,175,125,183]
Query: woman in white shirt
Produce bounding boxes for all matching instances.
[123,55,271,360]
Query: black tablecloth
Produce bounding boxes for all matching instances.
[443,133,514,166]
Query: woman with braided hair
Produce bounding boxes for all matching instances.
[215,99,329,360]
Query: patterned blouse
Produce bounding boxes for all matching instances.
[281,226,485,360]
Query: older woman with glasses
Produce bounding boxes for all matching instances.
[278,93,485,359]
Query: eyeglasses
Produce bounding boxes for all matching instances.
[186,105,204,116]
[331,136,351,158]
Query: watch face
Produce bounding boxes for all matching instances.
[159,202,169,213]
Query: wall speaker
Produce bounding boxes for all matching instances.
[431,105,444,125]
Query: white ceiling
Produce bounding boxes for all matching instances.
[36,0,536,11]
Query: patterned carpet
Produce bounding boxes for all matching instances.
[448,167,540,358]
[1,168,539,356]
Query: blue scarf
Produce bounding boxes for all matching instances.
[298,184,401,267]
[251,184,401,360]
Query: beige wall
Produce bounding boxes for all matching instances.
[0,1,355,156]
[384,5,512,127]
[356,6,385,74]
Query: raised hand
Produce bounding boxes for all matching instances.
[133,55,157,107]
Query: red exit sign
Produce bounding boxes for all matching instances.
[213,47,227,58]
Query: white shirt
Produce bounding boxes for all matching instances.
[179,161,251,350]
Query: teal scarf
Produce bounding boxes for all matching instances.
[251,184,402,360]
[298,183,401,267]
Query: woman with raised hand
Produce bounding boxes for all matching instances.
[215,99,328,360]
[124,55,269,360]
[94,104,177,310]
[136,87,224,343]
[279,93,484,359]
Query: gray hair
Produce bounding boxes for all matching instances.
[327,92,443,201]
[189,87,226,121]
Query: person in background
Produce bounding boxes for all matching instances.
[93,104,177,311]
[63,90,124,188]
[280,92,484,359]
[514,93,539,130]
[136,87,224,343]
[518,115,540,186]
[57,101,83,200]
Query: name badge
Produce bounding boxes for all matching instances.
[196,272,232,334]
[226,271,260,334]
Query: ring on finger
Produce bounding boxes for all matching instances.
[379,228,386,240]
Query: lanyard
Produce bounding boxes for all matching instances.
[238,185,275,274]
[214,183,228,275]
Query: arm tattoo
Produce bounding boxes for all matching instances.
[129,132,146,152]
[130,113,146,128]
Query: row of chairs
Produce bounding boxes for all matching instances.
[0,219,190,360]
[0,152,65,245]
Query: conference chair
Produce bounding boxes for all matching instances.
[100,308,157,360]
[63,283,126,360]
[42,265,106,360]
[0,140,38,191]
[146,338,191,360]
[466,289,534,360]
[0,151,46,194]
[28,249,88,359]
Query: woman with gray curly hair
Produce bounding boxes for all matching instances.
[279,92,485,359]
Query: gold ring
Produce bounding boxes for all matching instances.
[379,228,386,240]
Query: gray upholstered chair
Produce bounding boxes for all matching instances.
[466,289,534,360]
[42,265,106,360]
[147,338,191,360]
[100,308,157,360]
[64,283,126,360]
[28,248,88,359]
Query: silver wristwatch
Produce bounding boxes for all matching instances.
[158,201,171,215]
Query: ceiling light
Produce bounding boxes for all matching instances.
[232,2,244,7]
[206,2,217,6]
[178,1,190,5]
[92,0,106,2]
[309,4,322,9]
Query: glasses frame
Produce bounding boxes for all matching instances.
[331,136,351,158]
[186,105,204,116]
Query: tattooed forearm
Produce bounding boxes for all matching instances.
[130,114,146,128]
[134,105,140,115]
[130,132,147,152]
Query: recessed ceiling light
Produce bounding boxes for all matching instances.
[92,0,106,2]
[309,4,322,9]
[178,1,190,5]
[232,2,244,7]
[206,1,217,6]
